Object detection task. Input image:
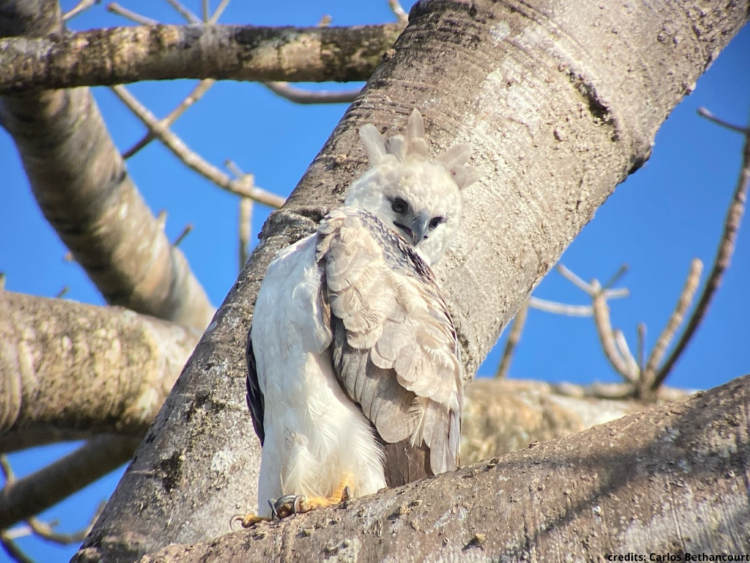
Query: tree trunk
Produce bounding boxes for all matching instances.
[74,0,749,560]
[137,374,750,562]
[0,0,214,331]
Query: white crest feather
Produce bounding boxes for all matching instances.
[358,123,387,165]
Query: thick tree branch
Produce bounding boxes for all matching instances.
[0,0,215,331]
[140,374,750,562]
[0,23,406,94]
[76,0,750,559]
[0,291,199,443]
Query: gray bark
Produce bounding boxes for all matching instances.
[0,291,199,447]
[0,0,214,331]
[0,23,405,94]
[137,373,750,562]
[73,1,749,561]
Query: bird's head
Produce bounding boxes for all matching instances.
[344,110,481,266]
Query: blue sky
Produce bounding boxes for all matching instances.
[1,2,748,560]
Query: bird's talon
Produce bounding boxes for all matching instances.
[268,499,280,520]
[341,485,352,502]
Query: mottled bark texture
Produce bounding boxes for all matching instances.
[0,22,406,94]
[139,374,750,563]
[0,291,199,447]
[74,1,749,561]
[0,0,214,331]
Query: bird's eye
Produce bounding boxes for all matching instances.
[391,198,408,214]
[429,216,444,230]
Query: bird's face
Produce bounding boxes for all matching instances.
[346,159,462,266]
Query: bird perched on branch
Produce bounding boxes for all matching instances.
[241,110,480,526]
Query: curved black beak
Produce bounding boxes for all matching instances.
[410,212,430,246]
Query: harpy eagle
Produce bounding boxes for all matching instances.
[242,110,480,524]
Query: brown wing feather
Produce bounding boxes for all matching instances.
[319,208,463,484]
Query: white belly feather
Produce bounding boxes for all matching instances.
[252,235,386,517]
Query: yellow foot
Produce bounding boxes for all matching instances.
[273,474,353,520]
[230,513,270,530]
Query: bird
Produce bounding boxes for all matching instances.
[241,109,480,526]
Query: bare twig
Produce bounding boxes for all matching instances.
[55,286,69,299]
[389,0,409,24]
[63,0,98,21]
[202,0,209,22]
[528,297,593,317]
[263,82,361,105]
[111,85,285,208]
[107,3,157,25]
[614,329,639,377]
[495,300,529,378]
[208,0,231,24]
[165,0,201,24]
[592,282,638,382]
[697,107,747,135]
[556,263,595,295]
[0,530,33,563]
[239,197,253,271]
[602,263,628,290]
[637,323,646,373]
[642,259,703,385]
[172,224,194,247]
[123,80,216,159]
[26,503,105,545]
[652,110,750,390]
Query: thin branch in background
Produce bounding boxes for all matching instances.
[614,329,639,377]
[637,322,646,373]
[202,0,210,23]
[592,284,638,383]
[697,107,747,135]
[556,263,595,295]
[25,502,105,545]
[495,300,529,378]
[122,80,216,160]
[388,0,409,23]
[642,259,703,385]
[111,85,285,208]
[528,296,593,317]
[227,160,254,271]
[208,0,231,24]
[0,437,140,532]
[239,198,253,271]
[106,3,158,25]
[556,263,639,384]
[651,109,750,390]
[602,263,628,290]
[262,82,361,105]
[55,286,69,299]
[63,0,98,21]
[165,0,201,23]
[0,454,107,552]
[172,224,194,247]
[0,530,33,563]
